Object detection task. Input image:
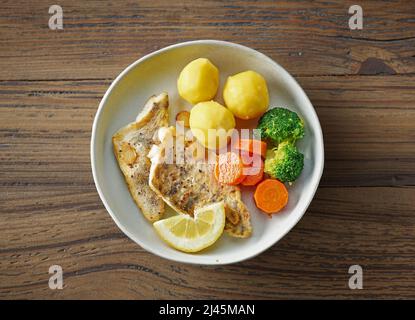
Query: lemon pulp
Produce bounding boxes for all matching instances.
[153,202,226,253]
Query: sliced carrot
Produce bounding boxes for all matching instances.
[175,111,190,128]
[239,151,261,166]
[233,139,267,158]
[215,152,245,185]
[214,163,220,181]
[239,151,264,186]
[254,179,288,214]
[241,158,264,186]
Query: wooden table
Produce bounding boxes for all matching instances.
[1,0,414,299]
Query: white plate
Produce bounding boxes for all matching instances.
[91,40,324,265]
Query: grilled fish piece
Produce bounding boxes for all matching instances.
[148,127,252,238]
[112,93,168,222]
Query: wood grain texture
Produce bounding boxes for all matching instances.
[1,0,415,80]
[1,0,415,299]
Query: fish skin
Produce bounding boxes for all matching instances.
[112,93,169,222]
[149,128,252,238]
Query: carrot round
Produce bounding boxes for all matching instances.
[233,139,267,158]
[241,158,264,186]
[240,151,261,167]
[215,152,245,185]
[175,111,190,128]
[254,179,288,214]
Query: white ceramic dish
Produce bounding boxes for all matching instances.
[91,40,324,265]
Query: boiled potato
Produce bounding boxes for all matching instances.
[177,58,219,104]
[223,70,269,119]
[189,101,235,149]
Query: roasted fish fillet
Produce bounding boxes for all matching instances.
[112,93,169,222]
[148,127,252,238]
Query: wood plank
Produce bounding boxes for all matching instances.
[297,76,415,186]
[1,0,414,80]
[0,185,118,250]
[0,76,414,188]
[1,186,414,299]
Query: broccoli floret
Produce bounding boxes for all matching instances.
[257,107,304,144]
[264,142,304,183]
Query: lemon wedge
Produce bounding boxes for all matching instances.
[153,202,226,253]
